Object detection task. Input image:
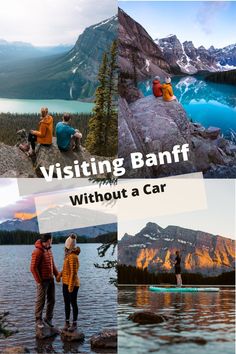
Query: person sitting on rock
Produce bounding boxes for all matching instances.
[19,107,53,156]
[56,113,82,152]
[152,76,163,97]
[30,233,59,330]
[57,234,80,332]
[162,77,177,102]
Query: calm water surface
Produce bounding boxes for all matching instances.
[0,98,93,114]
[0,244,116,353]
[139,76,236,139]
[118,286,235,354]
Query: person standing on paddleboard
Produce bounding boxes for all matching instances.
[175,251,182,287]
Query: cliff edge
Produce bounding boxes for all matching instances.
[119,95,236,178]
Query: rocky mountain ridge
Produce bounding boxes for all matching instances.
[0,15,117,99]
[119,222,235,276]
[156,35,236,74]
[0,214,116,238]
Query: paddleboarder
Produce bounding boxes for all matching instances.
[175,251,182,287]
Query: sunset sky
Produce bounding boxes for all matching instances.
[0,179,36,222]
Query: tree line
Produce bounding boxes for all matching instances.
[0,112,91,146]
[118,264,235,285]
[205,69,236,85]
[0,230,117,245]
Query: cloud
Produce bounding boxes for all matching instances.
[0,0,117,46]
[0,196,36,222]
[196,1,229,35]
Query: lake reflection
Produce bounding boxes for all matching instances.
[118,286,235,354]
[0,244,116,353]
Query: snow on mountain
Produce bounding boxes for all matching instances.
[155,34,236,74]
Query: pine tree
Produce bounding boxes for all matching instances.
[104,40,118,156]
[85,41,118,157]
[85,53,108,155]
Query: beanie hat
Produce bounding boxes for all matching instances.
[40,233,52,242]
[65,235,76,250]
[165,77,171,84]
[154,75,160,81]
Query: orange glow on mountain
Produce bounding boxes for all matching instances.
[14,212,37,220]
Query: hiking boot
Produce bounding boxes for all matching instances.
[44,318,54,328]
[36,319,44,329]
[63,321,70,332]
[68,321,77,332]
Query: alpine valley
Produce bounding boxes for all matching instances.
[118,8,236,178]
[0,15,117,100]
[118,222,235,276]
[119,8,236,78]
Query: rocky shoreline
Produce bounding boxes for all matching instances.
[119,95,236,178]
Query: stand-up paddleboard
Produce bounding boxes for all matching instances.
[149,286,220,292]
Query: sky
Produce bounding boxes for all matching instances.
[0,179,36,222]
[119,1,236,48]
[0,179,235,240]
[118,180,236,240]
[0,0,117,46]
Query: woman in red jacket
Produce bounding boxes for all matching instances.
[152,76,163,97]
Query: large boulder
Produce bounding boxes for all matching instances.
[35,325,60,339]
[128,311,168,325]
[90,328,117,350]
[119,96,196,177]
[61,329,85,342]
[119,95,236,178]
[0,143,35,177]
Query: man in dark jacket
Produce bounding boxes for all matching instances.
[30,233,59,329]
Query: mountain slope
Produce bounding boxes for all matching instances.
[118,222,235,276]
[0,216,117,238]
[157,35,236,74]
[0,15,117,100]
[119,8,170,80]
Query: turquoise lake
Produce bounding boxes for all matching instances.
[0,98,94,114]
[139,75,236,139]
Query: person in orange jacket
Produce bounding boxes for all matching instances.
[162,77,177,102]
[152,76,163,97]
[19,107,53,156]
[57,234,80,332]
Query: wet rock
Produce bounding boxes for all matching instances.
[205,126,221,139]
[90,328,117,349]
[61,329,85,342]
[128,311,168,324]
[3,347,30,354]
[35,325,60,339]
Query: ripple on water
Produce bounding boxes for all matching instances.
[0,244,117,353]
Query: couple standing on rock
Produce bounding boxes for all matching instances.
[152,76,177,102]
[30,233,80,333]
[19,107,82,157]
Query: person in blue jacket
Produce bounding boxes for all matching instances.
[56,113,82,152]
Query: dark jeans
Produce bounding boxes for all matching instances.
[28,133,37,151]
[35,279,55,321]
[63,284,79,322]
